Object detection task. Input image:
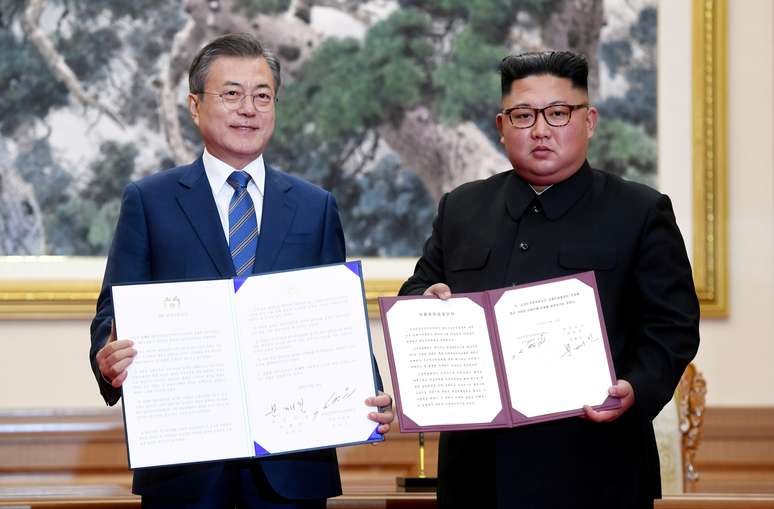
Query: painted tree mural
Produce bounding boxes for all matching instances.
[0,0,656,256]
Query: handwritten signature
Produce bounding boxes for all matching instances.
[513,331,599,359]
[560,334,597,358]
[264,398,304,417]
[264,386,358,420]
[515,333,547,356]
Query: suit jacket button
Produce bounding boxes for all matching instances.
[519,241,529,251]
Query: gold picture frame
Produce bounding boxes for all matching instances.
[0,257,103,319]
[0,2,728,319]
[0,257,406,320]
[692,0,728,317]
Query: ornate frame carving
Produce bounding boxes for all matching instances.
[692,0,728,317]
[678,363,707,491]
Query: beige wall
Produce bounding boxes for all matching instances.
[0,320,105,408]
[1,0,773,410]
[659,0,774,406]
[0,318,395,410]
[702,0,774,406]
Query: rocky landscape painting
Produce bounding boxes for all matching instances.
[1,0,657,257]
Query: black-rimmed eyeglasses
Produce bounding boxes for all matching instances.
[502,103,589,129]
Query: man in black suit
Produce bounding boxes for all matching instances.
[400,51,700,508]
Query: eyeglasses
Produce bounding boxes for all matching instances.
[197,89,277,112]
[502,103,589,129]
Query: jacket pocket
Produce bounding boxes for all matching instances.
[558,246,617,271]
[447,246,490,271]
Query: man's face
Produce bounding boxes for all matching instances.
[496,74,597,189]
[188,56,276,170]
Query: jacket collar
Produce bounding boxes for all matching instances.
[176,158,234,277]
[253,164,297,274]
[506,160,592,221]
[175,158,298,276]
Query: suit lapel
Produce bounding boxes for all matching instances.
[254,165,296,274]
[176,158,235,277]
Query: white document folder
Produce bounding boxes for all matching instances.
[112,261,383,469]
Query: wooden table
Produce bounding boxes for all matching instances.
[1,477,774,509]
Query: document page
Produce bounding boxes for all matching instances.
[382,296,504,428]
[115,279,251,469]
[493,277,614,418]
[233,264,380,454]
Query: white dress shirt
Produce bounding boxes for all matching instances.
[202,148,266,244]
[531,184,552,195]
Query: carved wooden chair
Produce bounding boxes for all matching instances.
[677,362,707,491]
[654,362,707,493]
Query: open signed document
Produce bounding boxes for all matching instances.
[112,262,382,469]
[379,272,620,432]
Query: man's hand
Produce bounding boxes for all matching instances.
[423,283,451,300]
[95,321,136,388]
[582,379,635,423]
[366,391,394,435]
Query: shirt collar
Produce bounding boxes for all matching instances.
[202,148,266,196]
[530,184,552,195]
[506,161,592,221]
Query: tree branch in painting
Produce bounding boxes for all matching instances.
[2,0,657,257]
[21,0,124,127]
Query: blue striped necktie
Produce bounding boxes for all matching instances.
[227,171,258,276]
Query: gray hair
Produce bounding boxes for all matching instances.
[188,32,282,95]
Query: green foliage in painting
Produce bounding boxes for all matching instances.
[588,119,656,184]
[1,0,660,256]
[18,141,138,255]
[0,31,68,136]
[433,27,505,124]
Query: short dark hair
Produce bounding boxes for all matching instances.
[499,51,588,96]
[188,33,281,95]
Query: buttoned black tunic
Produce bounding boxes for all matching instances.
[400,162,700,509]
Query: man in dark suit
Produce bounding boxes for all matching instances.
[400,51,700,508]
[90,33,393,508]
